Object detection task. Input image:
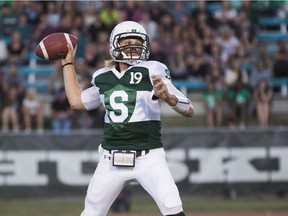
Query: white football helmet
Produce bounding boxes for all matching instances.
[109,21,150,65]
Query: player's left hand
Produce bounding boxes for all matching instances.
[151,75,177,106]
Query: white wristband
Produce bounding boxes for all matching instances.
[171,96,191,115]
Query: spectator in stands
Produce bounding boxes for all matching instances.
[139,12,159,41]
[203,80,223,128]
[51,88,74,134]
[169,43,188,80]
[46,1,61,28]
[74,58,91,90]
[0,73,3,95]
[0,36,8,66]
[56,14,74,33]
[60,1,77,18]
[186,42,210,79]
[73,58,105,130]
[213,0,238,28]
[250,60,273,89]
[191,0,216,29]
[32,14,57,47]
[234,9,257,40]
[272,40,288,94]
[99,1,120,32]
[225,57,249,91]
[224,57,250,128]
[201,26,216,56]
[0,3,19,37]
[233,77,251,129]
[82,2,97,30]
[2,63,25,97]
[238,27,257,66]
[206,60,225,94]
[7,31,28,65]
[86,12,108,43]
[205,60,225,127]
[76,111,95,129]
[215,25,242,68]
[0,67,4,83]
[16,13,34,46]
[238,0,259,25]
[83,41,100,71]
[158,30,177,65]
[70,27,86,58]
[2,0,285,130]
[48,62,65,97]
[22,1,42,26]
[74,53,105,130]
[122,1,147,22]
[252,43,273,70]
[149,1,168,24]
[158,13,175,39]
[74,13,85,34]
[94,31,110,63]
[168,1,190,24]
[22,88,44,134]
[208,43,223,67]
[174,13,196,44]
[1,87,20,133]
[253,78,273,127]
[149,39,167,65]
[194,3,217,42]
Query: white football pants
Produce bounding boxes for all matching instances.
[80,145,183,216]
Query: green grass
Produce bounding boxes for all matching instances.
[1,196,288,216]
[181,197,288,213]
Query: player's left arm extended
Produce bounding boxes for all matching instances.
[151,75,194,118]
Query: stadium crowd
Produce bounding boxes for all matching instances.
[0,0,288,133]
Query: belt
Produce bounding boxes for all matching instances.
[108,149,149,157]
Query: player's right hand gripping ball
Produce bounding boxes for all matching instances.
[35,32,78,60]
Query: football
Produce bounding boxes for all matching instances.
[35,32,78,60]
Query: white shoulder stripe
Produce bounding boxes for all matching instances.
[39,41,49,60]
[64,33,73,50]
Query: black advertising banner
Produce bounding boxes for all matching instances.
[0,128,287,197]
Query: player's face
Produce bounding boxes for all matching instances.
[119,38,143,57]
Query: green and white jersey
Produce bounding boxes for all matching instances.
[81,61,172,151]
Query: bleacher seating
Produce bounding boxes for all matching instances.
[17,65,55,75]
[172,78,288,97]
[25,81,49,92]
[257,32,288,41]
[258,17,288,27]
[257,16,288,41]
[172,79,207,91]
[272,77,288,86]
[2,64,55,92]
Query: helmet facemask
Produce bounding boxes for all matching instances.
[109,21,150,65]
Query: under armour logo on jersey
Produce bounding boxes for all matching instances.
[104,155,111,160]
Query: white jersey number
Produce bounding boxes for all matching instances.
[129,72,142,84]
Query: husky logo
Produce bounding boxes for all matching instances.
[1,147,288,186]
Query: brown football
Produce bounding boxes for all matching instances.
[35,32,78,60]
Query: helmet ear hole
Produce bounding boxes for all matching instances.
[109,21,150,65]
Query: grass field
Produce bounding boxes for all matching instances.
[1,195,288,216]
